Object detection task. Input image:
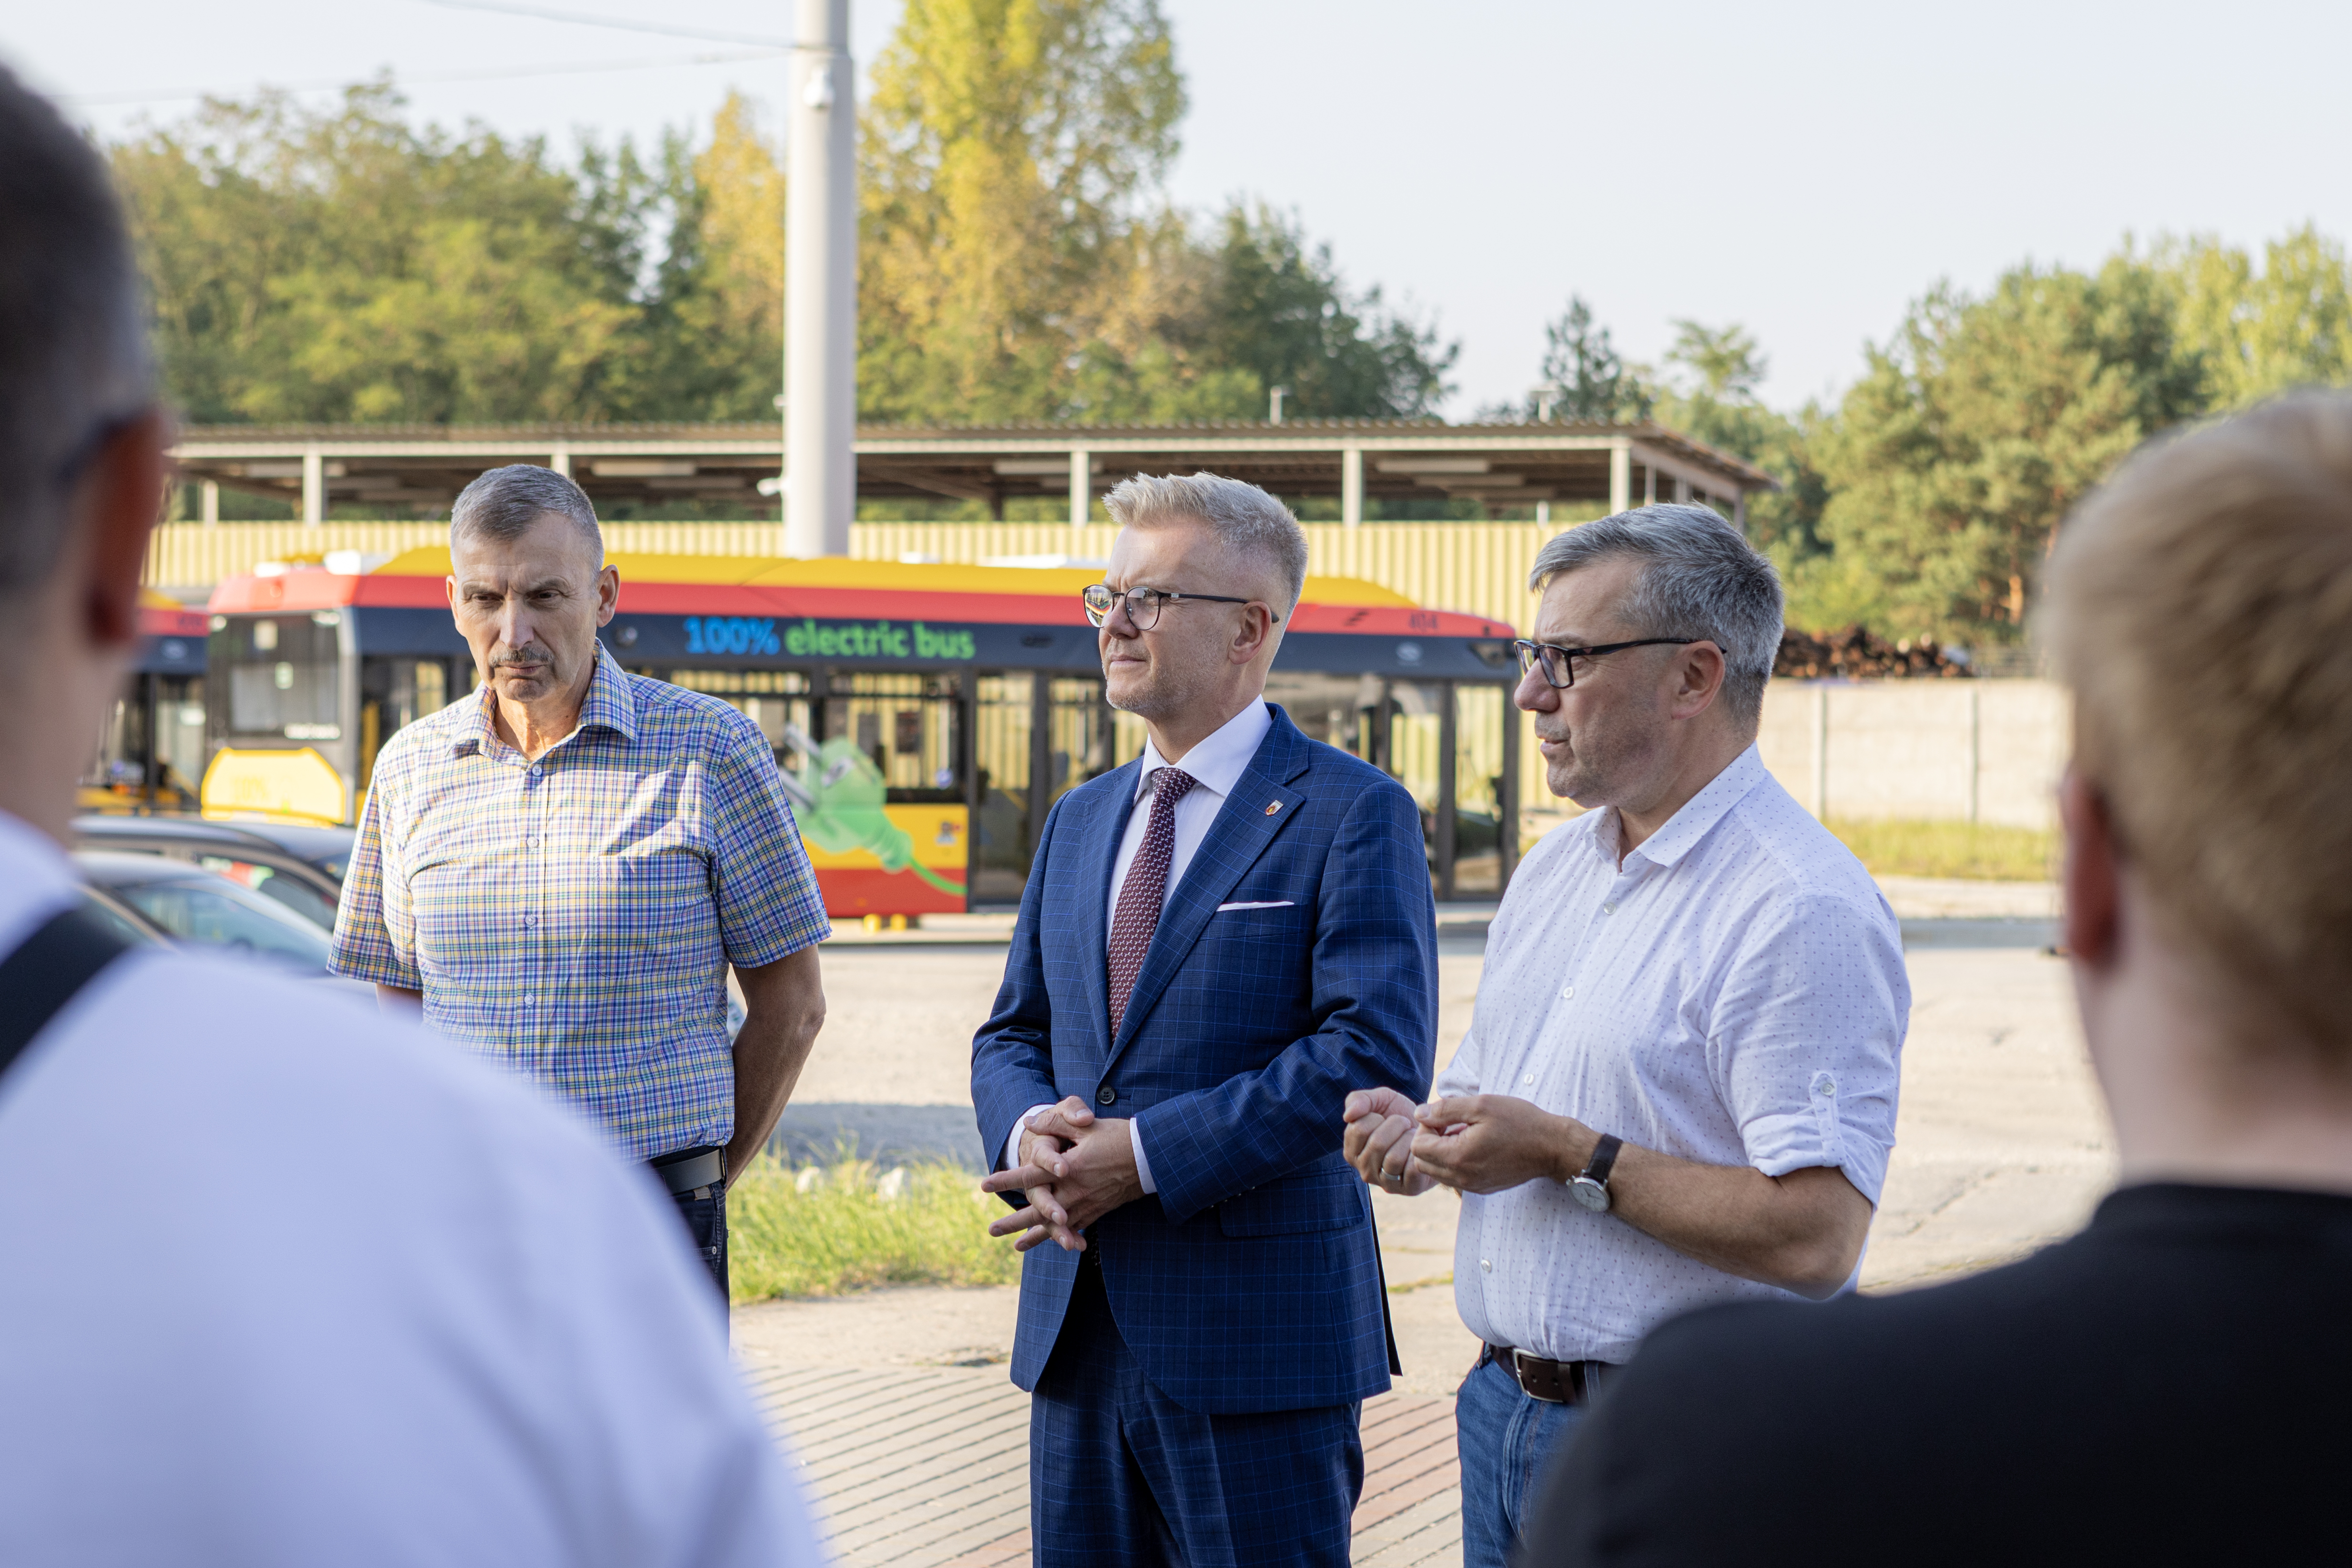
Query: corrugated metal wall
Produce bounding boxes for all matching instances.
[146,519,1554,810]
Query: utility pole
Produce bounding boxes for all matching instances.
[785,0,855,557]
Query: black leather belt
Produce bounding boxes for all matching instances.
[1483,1344,1611,1405]
[650,1145,725,1198]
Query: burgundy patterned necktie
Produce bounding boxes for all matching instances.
[1107,766,1197,1035]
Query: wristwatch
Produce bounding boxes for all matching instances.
[1568,1134,1622,1213]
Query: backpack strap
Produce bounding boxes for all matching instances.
[0,906,132,1086]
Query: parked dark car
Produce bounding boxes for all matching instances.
[71,815,353,933]
[73,850,347,983]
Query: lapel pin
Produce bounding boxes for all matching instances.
[1265,801,1283,816]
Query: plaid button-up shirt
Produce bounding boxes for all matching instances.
[331,646,829,1160]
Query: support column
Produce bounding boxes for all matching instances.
[1535,500,1550,525]
[1609,442,1631,515]
[785,0,856,557]
[301,447,324,526]
[1674,476,1692,504]
[1644,466,1657,506]
[1069,449,1091,529]
[548,448,572,478]
[1734,489,1747,530]
[1341,446,1364,528]
[200,480,219,526]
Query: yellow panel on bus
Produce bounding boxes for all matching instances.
[200,747,348,826]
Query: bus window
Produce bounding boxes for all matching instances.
[1264,672,1381,760]
[360,657,457,790]
[1388,682,1446,885]
[827,672,962,802]
[1047,678,1112,806]
[1453,684,1507,896]
[213,614,341,747]
[972,674,1033,905]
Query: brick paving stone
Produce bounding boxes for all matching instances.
[751,1365,1461,1568]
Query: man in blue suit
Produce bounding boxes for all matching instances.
[972,472,1438,1567]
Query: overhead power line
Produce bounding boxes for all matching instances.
[415,0,792,48]
[61,48,784,109]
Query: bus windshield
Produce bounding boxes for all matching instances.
[213,612,341,744]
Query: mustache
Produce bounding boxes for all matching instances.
[490,645,553,668]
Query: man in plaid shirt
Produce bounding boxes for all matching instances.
[333,465,830,1296]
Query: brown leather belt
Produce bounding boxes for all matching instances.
[1484,1344,1610,1405]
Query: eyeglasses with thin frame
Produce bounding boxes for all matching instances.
[1082,583,1265,631]
[1514,637,1701,689]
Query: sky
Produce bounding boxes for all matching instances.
[12,0,2352,416]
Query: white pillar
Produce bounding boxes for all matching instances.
[785,0,856,558]
[1733,489,1747,530]
[301,447,324,526]
[1674,475,1692,504]
[549,448,571,478]
[1069,449,1092,529]
[1535,500,1550,524]
[1643,465,1657,505]
[1608,442,1630,515]
[200,480,219,526]
[1341,447,1363,528]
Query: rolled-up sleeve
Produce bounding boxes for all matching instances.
[1707,892,1907,1204]
[329,776,421,990]
[703,715,830,968]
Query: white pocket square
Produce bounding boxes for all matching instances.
[1216,900,1295,912]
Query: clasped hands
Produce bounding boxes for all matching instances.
[978,1096,1145,1253]
[1343,1086,1594,1196]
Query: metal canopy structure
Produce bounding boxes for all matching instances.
[169,418,1779,530]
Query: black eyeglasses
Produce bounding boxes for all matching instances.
[1082,583,1263,631]
[1514,637,1700,688]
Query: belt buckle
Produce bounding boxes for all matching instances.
[1512,1348,1569,1405]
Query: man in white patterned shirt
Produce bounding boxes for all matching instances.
[1342,506,1908,1567]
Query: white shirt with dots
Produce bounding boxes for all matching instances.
[1439,743,1909,1365]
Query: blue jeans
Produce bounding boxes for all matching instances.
[1456,1352,1589,1568]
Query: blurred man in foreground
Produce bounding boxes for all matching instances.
[0,66,823,1565]
[1522,395,2352,1564]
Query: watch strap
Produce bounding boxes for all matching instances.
[1579,1133,1622,1189]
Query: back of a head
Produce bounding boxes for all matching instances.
[2044,394,2352,1058]
[1527,504,1783,727]
[1104,472,1309,613]
[0,67,153,606]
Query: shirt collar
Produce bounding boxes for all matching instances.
[1134,699,1275,802]
[1619,743,1769,870]
[452,643,638,757]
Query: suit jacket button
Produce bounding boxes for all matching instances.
[1097,1086,1117,1106]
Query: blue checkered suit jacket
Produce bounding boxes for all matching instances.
[971,705,1439,1415]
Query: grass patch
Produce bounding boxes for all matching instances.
[727,1156,1018,1305]
[1826,818,2057,882]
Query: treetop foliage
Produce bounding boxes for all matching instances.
[112,0,1456,434]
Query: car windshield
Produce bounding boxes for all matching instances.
[194,856,341,932]
[114,874,333,974]
[78,891,161,947]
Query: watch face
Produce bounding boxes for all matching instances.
[1570,1177,1610,1213]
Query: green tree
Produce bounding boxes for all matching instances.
[2154,225,2352,409]
[1533,296,1652,423]
[1649,320,1829,569]
[1814,259,2207,643]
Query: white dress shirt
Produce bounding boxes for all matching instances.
[1006,698,1276,1194]
[0,811,824,1567]
[1438,744,1909,1365]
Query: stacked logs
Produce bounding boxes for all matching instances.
[1774,626,1972,679]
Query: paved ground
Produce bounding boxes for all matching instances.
[743,882,2108,1565]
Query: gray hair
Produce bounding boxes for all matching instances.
[1104,471,1310,610]
[1528,504,1783,724]
[0,66,154,602]
[450,465,604,563]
